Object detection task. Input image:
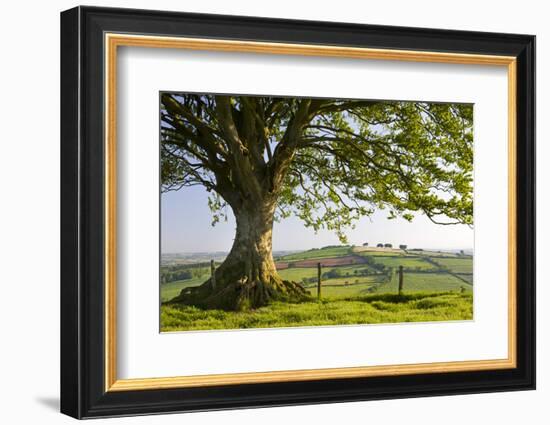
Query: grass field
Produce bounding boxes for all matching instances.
[413,250,459,258]
[377,272,472,293]
[368,256,436,270]
[160,246,473,302]
[161,276,208,302]
[277,264,375,282]
[355,250,403,257]
[307,281,378,297]
[432,257,473,273]
[160,245,473,331]
[329,264,377,274]
[276,267,318,281]
[161,292,473,331]
[276,246,351,261]
[457,275,474,284]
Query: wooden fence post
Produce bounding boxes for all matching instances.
[317,262,322,300]
[210,259,216,290]
[398,265,404,295]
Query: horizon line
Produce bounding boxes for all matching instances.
[162,246,475,255]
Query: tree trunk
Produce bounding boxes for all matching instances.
[170,202,309,310]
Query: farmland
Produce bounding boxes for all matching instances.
[363,255,436,270]
[377,272,470,293]
[276,246,352,261]
[432,257,474,273]
[161,276,207,302]
[161,245,473,330]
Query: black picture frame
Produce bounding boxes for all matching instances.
[61,5,535,419]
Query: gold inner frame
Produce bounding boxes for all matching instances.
[104,33,517,392]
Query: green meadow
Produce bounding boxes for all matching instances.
[161,292,473,332]
[276,245,352,261]
[160,245,473,331]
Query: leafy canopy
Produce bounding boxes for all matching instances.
[161,94,473,242]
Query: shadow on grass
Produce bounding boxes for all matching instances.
[338,292,444,303]
[164,291,466,313]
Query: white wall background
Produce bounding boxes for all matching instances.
[0,0,545,423]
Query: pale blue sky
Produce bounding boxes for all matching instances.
[161,185,473,253]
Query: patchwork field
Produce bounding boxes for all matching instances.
[276,255,366,270]
[366,256,436,270]
[276,246,352,261]
[161,245,473,314]
[432,257,474,273]
[377,272,471,293]
[353,246,404,255]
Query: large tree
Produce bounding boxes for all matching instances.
[161,94,473,310]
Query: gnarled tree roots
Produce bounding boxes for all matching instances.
[169,273,309,311]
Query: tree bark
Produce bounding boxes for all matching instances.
[169,201,309,310]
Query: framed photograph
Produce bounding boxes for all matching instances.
[60,6,535,419]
